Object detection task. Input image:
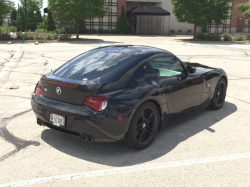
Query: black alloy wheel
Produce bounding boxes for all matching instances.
[136,107,157,144]
[123,102,159,150]
[210,78,227,110]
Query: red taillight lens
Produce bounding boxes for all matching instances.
[35,84,42,96]
[83,96,108,111]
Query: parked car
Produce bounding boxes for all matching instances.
[31,45,228,150]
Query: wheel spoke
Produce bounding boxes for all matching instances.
[220,88,225,93]
[145,125,154,135]
[219,82,224,90]
[146,113,155,124]
[216,94,220,104]
[139,130,145,143]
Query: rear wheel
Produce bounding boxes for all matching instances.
[210,78,227,110]
[123,102,159,150]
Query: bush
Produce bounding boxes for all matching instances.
[59,34,71,40]
[84,29,90,33]
[117,6,128,34]
[98,28,104,34]
[233,35,247,41]
[111,30,118,34]
[0,33,11,40]
[37,22,45,29]
[64,25,75,34]
[0,25,17,33]
[222,33,232,41]
[197,33,206,40]
[90,29,97,34]
[55,28,66,34]
[206,33,221,41]
[53,34,59,40]
[197,33,221,41]
[46,34,53,40]
[35,29,48,33]
[9,26,17,32]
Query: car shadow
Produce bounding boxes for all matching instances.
[41,101,237,167]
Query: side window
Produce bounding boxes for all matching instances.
[149,56,184,78]
[134,63,156,83]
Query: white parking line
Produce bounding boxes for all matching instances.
[1,152,250,187]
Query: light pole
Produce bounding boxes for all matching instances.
[34,11,36,30]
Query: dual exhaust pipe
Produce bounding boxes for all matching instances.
[81,134,94,142]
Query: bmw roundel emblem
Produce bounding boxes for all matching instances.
[56,87,62,95]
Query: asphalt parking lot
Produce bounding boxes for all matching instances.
[0,35,250,187]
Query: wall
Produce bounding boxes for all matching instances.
[157,1,195,34]
[231,0,248,32]
[126,0,197,35]
[118,0,127,18]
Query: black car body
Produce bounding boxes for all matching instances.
[31,45,227,149]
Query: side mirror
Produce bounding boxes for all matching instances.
[186,66,196,74]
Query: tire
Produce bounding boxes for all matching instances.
[123,101,160,150]
[209,78,227,110]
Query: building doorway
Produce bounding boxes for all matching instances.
[236,17,245,32]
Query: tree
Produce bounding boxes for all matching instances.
[78,20,86,34]
[117,6,128,34]
[49,0,108,39]
[170,0,233,39]
[27,8,36,30]
[16,6,25,31]
[0,0,14,25]
[10,8,17,26]
[44,10,56,31]
[237,1,250,25]
[34,8,43,28]
[18,0,43,31]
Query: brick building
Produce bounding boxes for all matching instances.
[83,0,250,34]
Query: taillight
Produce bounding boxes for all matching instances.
[35,83,42,96]
[83,96,108,111]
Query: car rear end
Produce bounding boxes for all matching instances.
[31,76,132,142]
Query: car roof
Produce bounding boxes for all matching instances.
[97,45,170,56]
[52,45,171,85]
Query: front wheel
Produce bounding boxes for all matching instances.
[209,78,227,110]
[123,102,159,150]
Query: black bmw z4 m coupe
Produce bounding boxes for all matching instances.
[31,45,228,150]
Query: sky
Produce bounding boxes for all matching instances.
[12,0,48,10]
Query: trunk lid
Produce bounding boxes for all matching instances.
[40,75,93,106]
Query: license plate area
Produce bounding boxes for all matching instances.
[50,114,65,127]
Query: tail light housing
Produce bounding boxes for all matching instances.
[35,83,42,96]
[83,96,108,111]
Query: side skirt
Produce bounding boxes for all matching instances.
[160,99,211,130]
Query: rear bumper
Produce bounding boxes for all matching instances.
[31,94,134,142]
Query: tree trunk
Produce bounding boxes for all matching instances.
[75,19,79,39]
[193,24,197,40]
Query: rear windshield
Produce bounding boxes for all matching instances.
[54,47,137,81]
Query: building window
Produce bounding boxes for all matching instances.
[85,0,118,31]
[207,2,233,33]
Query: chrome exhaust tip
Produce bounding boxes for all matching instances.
[87,137,93,142]
[81,135,87,141]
